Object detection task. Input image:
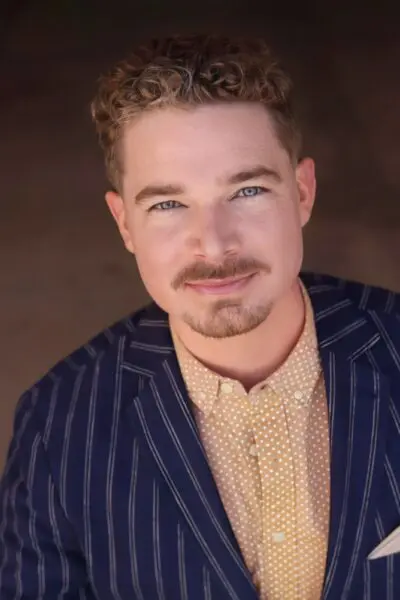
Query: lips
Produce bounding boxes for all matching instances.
[185,273,255,295]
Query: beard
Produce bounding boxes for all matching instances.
[181,297,273,339]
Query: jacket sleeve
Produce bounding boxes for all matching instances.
[0,390,88,599]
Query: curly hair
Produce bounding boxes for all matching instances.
[91,34,302,192]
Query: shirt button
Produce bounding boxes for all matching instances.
[249,444,258,457]
[294,390,303,401]
[220,382,233,394]
[271,532,286,543]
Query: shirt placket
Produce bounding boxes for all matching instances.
[218,386,263,576]
[255,388,299,599]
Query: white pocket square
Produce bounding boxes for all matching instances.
[368,525,400,560]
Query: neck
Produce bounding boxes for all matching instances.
[170,279,306,390]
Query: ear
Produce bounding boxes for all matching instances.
[105,190,135,254]
[295,158,316,227]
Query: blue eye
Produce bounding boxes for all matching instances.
[148,200,183,212]
[236,186,267,198]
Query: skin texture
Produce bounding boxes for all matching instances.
[106,102,316,387]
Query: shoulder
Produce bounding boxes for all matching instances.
[13,303,162,443]
[302,272,400,391]
[2,301,174,512]
[301,271,400,317]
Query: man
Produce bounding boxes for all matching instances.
[1,34,400,600]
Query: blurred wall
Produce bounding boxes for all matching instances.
[1,1,400,470]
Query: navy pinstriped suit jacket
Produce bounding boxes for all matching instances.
[1,272,400,599]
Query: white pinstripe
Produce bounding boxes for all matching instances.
[48,477,70,599]
[128,438,145,600]
[163,361,209,459]
[60,366,86,507]
[27,433,46,598]
[384,457,400,514]
[178,523,188,600]
[82,358,102,599]
[153,480,166,600]
[1,390,38,481]
[203,566,212,600]
[343,362,381,596]
[314,298,353,320]
[360,286,372,310]
[11,475,24,600]
[389,398,400,434]
[319,319,368,348]
[349,334,380,361]
[43,376,61,447]
[363,559,371,600]
[324,359,357,595]
[130,341,173,354]
[106,339,124,600]
[370,312,400,370]
[376,513,394,600]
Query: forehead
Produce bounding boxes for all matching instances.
[122,103,290,192]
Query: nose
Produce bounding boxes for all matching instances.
[188,207,240,261]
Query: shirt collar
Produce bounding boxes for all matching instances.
[171,331,221,416]
[266,281,321,405]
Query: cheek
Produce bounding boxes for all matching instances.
[246,203,301,248]
[245,205,303,276]
[132,226,184,288]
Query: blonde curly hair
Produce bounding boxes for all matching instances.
[91,34,302,192]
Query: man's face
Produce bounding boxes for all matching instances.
[107,103,316,338]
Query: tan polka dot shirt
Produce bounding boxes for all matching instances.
[172,283,330,599]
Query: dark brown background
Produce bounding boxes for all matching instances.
[1,1,400,471]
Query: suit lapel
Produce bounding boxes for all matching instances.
[305,277,391,599]
[122,306,257,600]
[321,351,390,599]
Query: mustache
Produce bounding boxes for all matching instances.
[172,257,270,290]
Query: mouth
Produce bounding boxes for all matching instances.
[184,273,256,295]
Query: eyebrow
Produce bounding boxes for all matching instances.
[134,165,281,204]
[224,165,282,185]
[135,184,185,204]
